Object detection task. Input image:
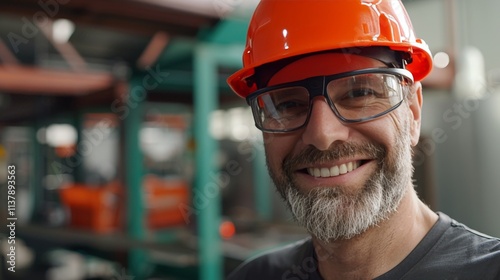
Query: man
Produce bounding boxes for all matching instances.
[226,0,500,279]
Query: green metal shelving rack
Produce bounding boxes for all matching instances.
[193,42,244,280]
[121,16,274,279]
[20,16,274,280]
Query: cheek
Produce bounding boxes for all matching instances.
[354,114,405,151]
[380,112,413,152]
[263,133,298,168]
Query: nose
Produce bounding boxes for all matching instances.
[301,98,350,150]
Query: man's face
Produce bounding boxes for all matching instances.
[262,53,422,242]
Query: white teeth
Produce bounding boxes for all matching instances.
[307,161,361,178]
[330,166,340,176]
[339,164,347,174]
[313,168,321,177]
[320,168,330,177]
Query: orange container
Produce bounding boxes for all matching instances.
[59,181,122,233]
[143,175,190,229]
[60,176,190,232]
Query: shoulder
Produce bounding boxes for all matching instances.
[378,212,500,280]
[436,212,500,253]
[226,237,318,280]
[415,212,500,278]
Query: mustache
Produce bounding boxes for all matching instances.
[283,142,386,173]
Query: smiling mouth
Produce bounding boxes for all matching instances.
[305,160,368,178]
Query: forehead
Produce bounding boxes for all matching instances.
[268,53,387,86]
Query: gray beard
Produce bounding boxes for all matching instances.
[267,120,414,243]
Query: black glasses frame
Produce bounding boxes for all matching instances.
[246,68,414,133]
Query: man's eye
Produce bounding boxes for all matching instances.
[345,88,376,99]
[275,100,307,112]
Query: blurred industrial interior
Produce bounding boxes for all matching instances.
[0,0,499,279]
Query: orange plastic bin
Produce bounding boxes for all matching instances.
[59,181,122,233]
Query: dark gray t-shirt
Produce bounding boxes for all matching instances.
[227,212,500,280]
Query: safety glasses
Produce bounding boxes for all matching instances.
[246,68,414,133]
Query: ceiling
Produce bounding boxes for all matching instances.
[0,0,222,71]
[0,0,243,123]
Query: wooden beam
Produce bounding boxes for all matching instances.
[0,65,114,95]
[37,20,88,72]
[0,38,19,65]
[136,31,169,69]
[0,0,218,37]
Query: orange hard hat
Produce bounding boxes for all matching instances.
[227,0,433,98]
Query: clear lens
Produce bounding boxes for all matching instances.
[251,86,309,131]
[249,70,410,132]
[327,73,404,121]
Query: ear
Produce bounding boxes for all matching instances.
[408,82,423,146]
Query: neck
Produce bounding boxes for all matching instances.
[313,187,438,280]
